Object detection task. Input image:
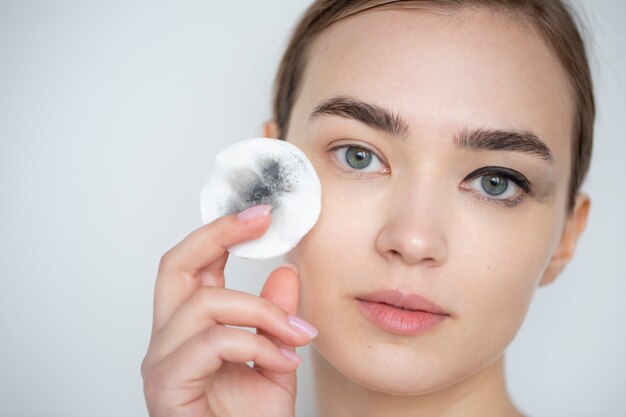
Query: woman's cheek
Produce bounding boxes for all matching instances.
[288,178,381,320]
[456,208,557,345]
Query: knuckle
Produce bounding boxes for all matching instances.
[194,285,219,306]
[256,333,275,350]
[199,325,260,352]
[198,325,227,348]
[140,357,149,380]
[246,330,270,351]
[142,367,162,398]
[140,355,157,382]
[255,335,284,361]
[199,324,220,342]
[242,291,274,313]
[158,249,175,272]
[254,297,287,324]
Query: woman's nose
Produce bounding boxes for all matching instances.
[374,179,449,267]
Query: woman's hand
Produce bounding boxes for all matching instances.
[141,205,318,417]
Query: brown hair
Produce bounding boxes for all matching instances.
[271,0,594,215]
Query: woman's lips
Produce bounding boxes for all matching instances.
[356,289,449,336]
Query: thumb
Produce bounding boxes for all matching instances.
[255,263,301,395]
[260,263,300,316]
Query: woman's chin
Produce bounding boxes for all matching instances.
[313,338,459,395]
[344,361,451,395]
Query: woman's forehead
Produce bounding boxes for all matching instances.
[296,7,575,163]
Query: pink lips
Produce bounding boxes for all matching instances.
[356,289,448,336]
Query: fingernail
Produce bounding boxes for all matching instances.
[279,263,298,273]
[287,315,318,338]
[236,204,272,221]
[280,348,303,364]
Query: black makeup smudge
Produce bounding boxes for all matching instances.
[224,157,296,215]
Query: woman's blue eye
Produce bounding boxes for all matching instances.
[332,145,386,173]
[463,166,532,206]
[345,147,372,169]
[481,174,509,196]
[467,173,519,200]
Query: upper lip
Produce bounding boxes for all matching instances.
[356,289,448,315]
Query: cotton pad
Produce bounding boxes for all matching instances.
[199,137,322,259]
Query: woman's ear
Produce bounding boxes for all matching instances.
[539,192,591,286]
[263,120,281,139]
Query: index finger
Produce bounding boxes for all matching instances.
[151,205,272,336]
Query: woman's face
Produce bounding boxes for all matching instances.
[283,7,576,393]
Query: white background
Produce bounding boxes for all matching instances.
[1,1,624,416]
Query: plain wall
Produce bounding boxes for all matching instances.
[1,1,624,416]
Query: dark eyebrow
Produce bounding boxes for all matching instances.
[308,95,410,140]
[309,95,555,165]
[454,127,555,165]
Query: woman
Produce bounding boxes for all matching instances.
[141,1,594,416]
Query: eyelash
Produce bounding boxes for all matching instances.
[328,143,390,179]
[328,143,533,208]
[460,166,533,208]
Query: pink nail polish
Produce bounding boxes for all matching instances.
[236,204,272,221]
[280,348,303,364]
[287,315,318,338]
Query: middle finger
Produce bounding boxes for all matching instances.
[148,286,314,359]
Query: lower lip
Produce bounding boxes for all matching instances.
[356,300,448,336]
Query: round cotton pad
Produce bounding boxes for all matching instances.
[199,137,322,259]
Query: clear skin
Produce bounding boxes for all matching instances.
[141,6,591,417]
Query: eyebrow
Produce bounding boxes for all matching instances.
[308,95,555,165]
[454,127,554,165]
[309,95,410,140]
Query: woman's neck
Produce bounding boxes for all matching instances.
[311,347,524,417]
